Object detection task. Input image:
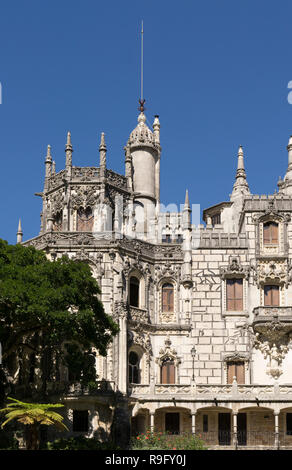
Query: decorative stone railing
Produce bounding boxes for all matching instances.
[155,384,192,394]
[49,170,66,190]
[253,307,292,319]
[129,383,292,398]
[71,167,100,180]
[128,306,150,324]
[129,384,151,395]
[199,232,247,249]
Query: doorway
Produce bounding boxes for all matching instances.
[165,412,180,434]
[237,413,247,445]
[218,413,231,445]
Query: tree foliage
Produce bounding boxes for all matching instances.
[0,397,68,449]
[0,239,118,389]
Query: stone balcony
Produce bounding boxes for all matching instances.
[253,306,292,322]
[128,306,150,324]
[129,382,292,402]
[252,307,292,339]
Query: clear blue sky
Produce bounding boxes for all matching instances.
[1,0,292,244]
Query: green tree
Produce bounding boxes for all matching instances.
[0,239,119,394]
[0,397,68,450]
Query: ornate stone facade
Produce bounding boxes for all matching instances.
[19,108,292,448]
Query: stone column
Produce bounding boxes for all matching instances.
[274,412,279,449]
[150,412,155,433]
[191,412,196,435]
[232,412,238,448]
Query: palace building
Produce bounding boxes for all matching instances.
[19,99,292,449]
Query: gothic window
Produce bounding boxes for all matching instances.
[160,358,175,384]
[53,211,63,232]
[263,221,278,245]
[162,283,174,312]
[73,410,89,432]
[77,207,94,232]
[128,351,140,384]
[227,361,245,384]
[129,277,140,307]
[226,279,243,311]
[264,285,279,306]
[176,234,183,244]
[211,213,221,226]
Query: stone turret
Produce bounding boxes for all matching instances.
[127,101,161,238]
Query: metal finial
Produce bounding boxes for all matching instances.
[138,98,146,113]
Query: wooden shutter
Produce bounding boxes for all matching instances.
[264,286,271,306]
[264,286,279,306]
[236,362,245,384]
[227,279,243,311]
[271,223,278,244]
[161,360,175,384]
[263,223,270,244]
[271,286,279,306]
[227,362,236,384]
[162,284,174,312]
[226,280,235,311]
[263,222,278,245]
[234,279,243,311]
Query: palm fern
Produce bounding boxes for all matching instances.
[0,397,68,449]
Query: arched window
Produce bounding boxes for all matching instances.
[53,211,63,232]
[160,358,175,384]
[77,207,94,232]
[263,221,278,245]
[162,283,174,312]
[128,351,140,384]
[130,277,140,307]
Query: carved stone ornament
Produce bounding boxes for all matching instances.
[155,336,181,367]
[154,262,181,284]
[49,190,65,216]
[220,256,250,279]
[253,321,292,379]
[70,185,99,210]
[256,259,288,287]
[127,326,152,360]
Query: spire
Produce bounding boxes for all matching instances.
[153,115,160,145]
[44,145,52,191]
[65,131,73,176]
[184,189,190,209]
[52,160,56,176]
[183,189,191,230]
[16,218,23,244]
[99,132,107,177]
[231,145,250,200]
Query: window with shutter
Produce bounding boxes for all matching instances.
[162,283,174,312]
[161,359,175,384]
[227,361,245,384]
[226,279,243,311]
[264,285,279,306]
[263,222,278,245]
